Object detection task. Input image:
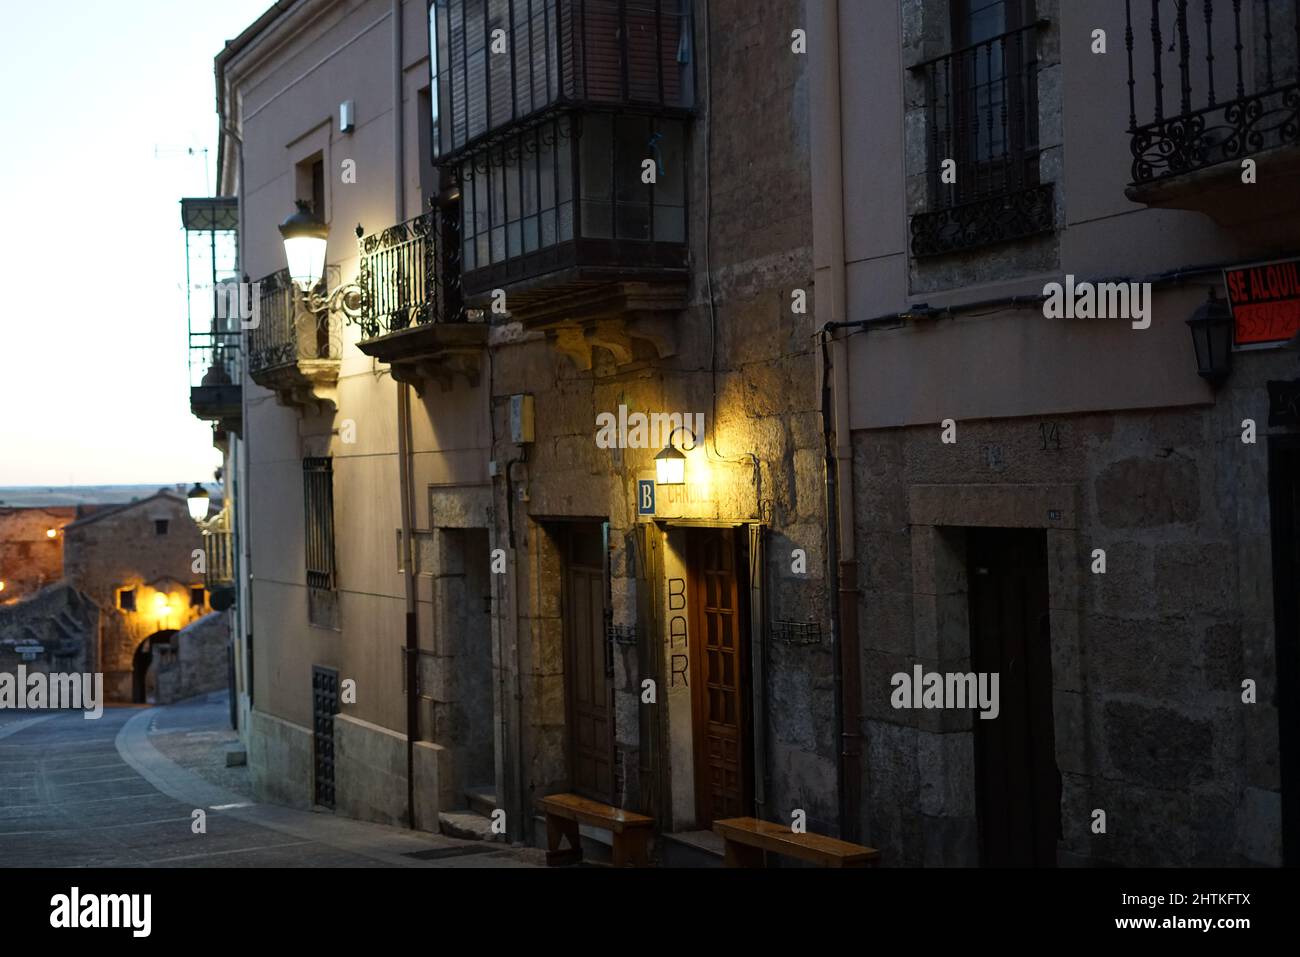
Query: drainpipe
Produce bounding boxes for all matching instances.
[505,455,528,843]
[815,0,861,843]
[392,0,419,830]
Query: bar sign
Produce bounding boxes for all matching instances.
[637,480,656,516]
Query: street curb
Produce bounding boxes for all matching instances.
[115,708,520,867]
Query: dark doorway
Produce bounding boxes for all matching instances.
[967,527,1058,866]
[312,665,340,808]
[1269,437,1300,865]
[562,522,613,802]
[688,528,753,827]
[446,528,495,799]
[132,630,176,704]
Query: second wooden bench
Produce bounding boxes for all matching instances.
[538,793,654,867]
[713,816,880,868]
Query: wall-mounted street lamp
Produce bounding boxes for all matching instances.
[45,528,57,539]
[186,483,211,523]
[655,426,697,486]
[1186,289,1234,386]
[278,201,364,318]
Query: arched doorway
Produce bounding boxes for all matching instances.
[132,630,177,704]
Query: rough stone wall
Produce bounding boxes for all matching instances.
[852,338,1290,867]
[154,611,231,705]
[0,583,99,676]
[485,0,835,828]
[0,507,75,604]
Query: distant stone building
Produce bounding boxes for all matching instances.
[62,491,213,702]
[0,506,76,604]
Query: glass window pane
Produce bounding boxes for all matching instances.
[653,205,684,242]
[491,164,506,225]
[559,201,574,241]
[491,226,506,263]
[505,155,521,221]
[614,115,652,204]
[507,221,521,258]
[654,119,686,206]
[582,201,611,239]
[523,215,539,252]
[580,114,612,201]
[616,204,650,240]
[539,137,556,210]
[557,127,573,203]
[522,144,539,215]
[463,238,475,272]
[474,167,489,232]
[540,208,556,247]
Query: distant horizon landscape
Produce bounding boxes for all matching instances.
[0,484,219,508]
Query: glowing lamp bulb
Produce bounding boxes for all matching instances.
[279,202,330,288]
[46,528,57,539]
[655,444,687,486]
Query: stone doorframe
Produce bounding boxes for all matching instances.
[906,483,1083,864]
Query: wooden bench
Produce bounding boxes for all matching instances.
[713,817,880,868]
[537,793,654,867]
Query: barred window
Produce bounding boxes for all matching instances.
[303,457,336,591]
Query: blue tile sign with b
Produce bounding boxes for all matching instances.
[638,480,656,516]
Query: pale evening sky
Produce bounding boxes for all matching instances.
[0,0,271,486]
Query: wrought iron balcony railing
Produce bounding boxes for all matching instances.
[356,208,466,340]
[201,505,235,588]
[909,20,1054,258]
[246,269,341,376]
[1126,0,1300,184]
[189,328,242,429]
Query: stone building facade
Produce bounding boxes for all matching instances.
[810,0,1297,866]
[0,507,75,604]
[217,0,838,856]
[63,491,211,702]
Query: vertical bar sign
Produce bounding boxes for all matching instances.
[638,479,656,516]
[1225,257,1300,345]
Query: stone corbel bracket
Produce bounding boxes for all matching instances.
[522,280,685,371]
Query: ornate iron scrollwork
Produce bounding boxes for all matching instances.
[910,183,1056,259]
[1131,84,1300,183]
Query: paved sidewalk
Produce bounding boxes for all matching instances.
[0,696,541,868]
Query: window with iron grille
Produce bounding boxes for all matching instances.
[302,457,336,591]
[909,0,1054,258]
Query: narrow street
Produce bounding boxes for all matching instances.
[0,696,539,868]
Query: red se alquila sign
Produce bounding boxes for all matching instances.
[1225,257,1300,345]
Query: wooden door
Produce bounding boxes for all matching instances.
[563,523,613,802]
[689,528,752,827]
[968,527,1058,866]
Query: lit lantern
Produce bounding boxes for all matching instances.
[279,201,329,289]
[655,426,694,486]
[186,482,211,523]
[153,593,170,618]
[46,528,57,539]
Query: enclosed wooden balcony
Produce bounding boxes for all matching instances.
[428,0,694,366]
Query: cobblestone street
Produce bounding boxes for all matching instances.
[0,695,540,868]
